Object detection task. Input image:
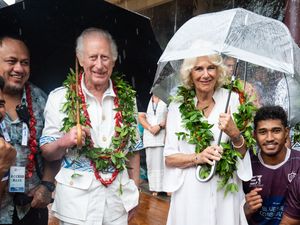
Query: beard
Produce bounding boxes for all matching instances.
[0,113,4,123]
[4,83,24,95]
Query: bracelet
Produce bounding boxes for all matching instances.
[232,135,245,149]
[231,133,242,143]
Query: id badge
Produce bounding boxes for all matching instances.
[21,122,28,146]
[9,166,25,193]
[0,121,11,142]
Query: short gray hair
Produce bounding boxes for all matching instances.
[76,27,118,61]
[180,54,229,90]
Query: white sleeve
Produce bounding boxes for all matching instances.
[237,150,252,181]
[164,102,181,156]
[39,88,66,146]
[163,102,185,192]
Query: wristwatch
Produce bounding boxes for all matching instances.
[40,181,55,192]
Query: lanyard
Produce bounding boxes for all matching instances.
[0,121,28,146]
[152,101,158,116]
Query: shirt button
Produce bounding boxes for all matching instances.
[102,136,107,142]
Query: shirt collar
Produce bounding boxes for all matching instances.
[258,147,291,169]
[81,73,116,100]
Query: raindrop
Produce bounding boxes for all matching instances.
[125,40,128,45]
[22,1,25,10]
[122,50,126,59]
[18,28,22,36]
[114,18,117,24]
[136,28,139,35]
[118,55,122,64]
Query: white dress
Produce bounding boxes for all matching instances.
[163,88,252,225]
[143,99,168,191]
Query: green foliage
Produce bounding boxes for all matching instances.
[174,79,257,195]
[61,69,137,174]
[293,122,300,144]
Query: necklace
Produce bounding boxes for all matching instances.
[175,79,257,194]
[25,82,38,178]
[61,70,137,187]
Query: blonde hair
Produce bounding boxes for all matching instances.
[180,54,229,90]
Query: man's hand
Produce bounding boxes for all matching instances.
[0,138,16,178]
[29,185,52,208]
[244,188,263,218]
[60,126,91,149]
[42,126,91,161]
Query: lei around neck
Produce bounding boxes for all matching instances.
[175,79,257,195]
[61,69,137,186]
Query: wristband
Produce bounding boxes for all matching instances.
[231,133,242,143]
[232,135,245,149]
[41,181,55,192]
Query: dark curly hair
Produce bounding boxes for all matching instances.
[254,105,288,130]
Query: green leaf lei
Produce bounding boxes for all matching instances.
[175,79,257,195]
[60,69,137,175]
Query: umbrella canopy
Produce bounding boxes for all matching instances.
[152,8,300,103]
[0,0,161,111]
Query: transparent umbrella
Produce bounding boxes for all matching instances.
[152,8,300,103]
[151,8,300,182]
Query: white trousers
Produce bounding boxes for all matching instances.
[53,168,138,225]
[146,146,164,192]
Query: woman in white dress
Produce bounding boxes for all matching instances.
[138,95,168,195]
[163,54,252,225]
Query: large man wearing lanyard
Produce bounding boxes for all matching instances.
[0,36,58,224]
[40,27,140,225]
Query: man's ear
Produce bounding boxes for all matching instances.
[77,55,83,67]
[285,127,290,139]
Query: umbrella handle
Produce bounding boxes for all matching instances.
[195,161,216,182]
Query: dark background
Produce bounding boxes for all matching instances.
[0,0,162,112]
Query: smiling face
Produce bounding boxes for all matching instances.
[0,38,30,95]
[190,56,219,95]
[255,119,289,165]
[77,34,115,91]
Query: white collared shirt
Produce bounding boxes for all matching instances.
[40,76,119,171]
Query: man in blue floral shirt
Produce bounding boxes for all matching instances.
[0,35,59,224]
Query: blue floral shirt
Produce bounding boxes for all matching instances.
[0,83,47,224]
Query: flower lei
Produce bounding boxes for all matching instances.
[61,69,137,187]
[25,82,38,178]
[175,79,257,195]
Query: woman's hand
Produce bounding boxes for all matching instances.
[194,145,223,165]
[148,125,161,135]
[218,109,240,139]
